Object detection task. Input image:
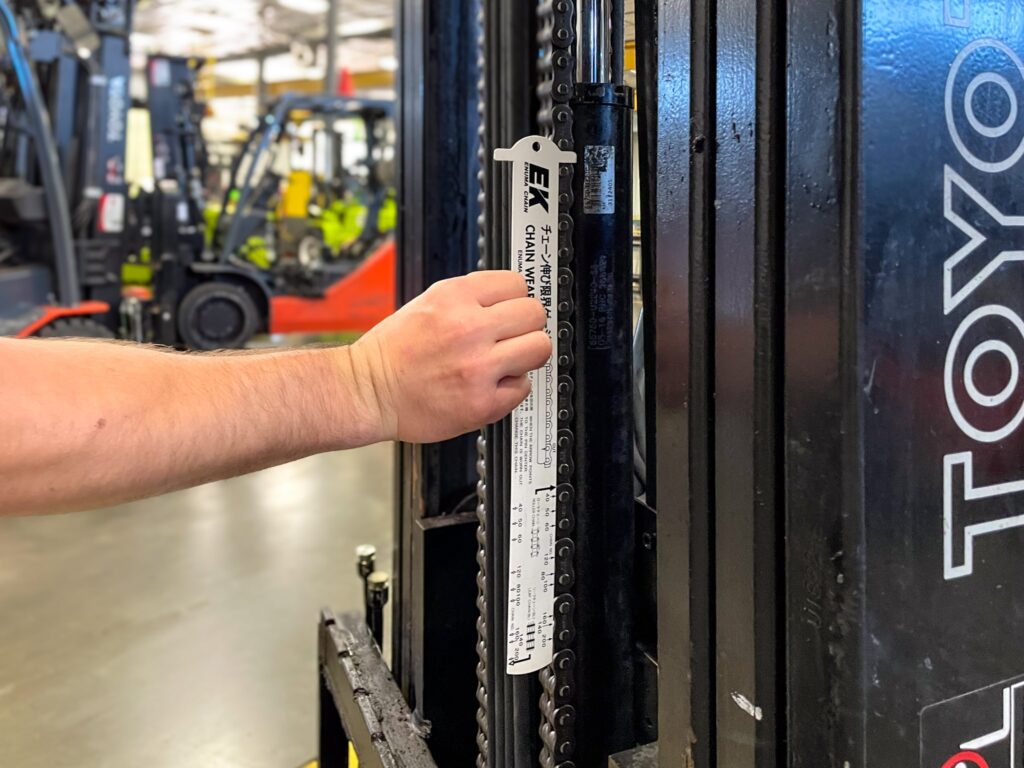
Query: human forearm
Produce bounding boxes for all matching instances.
[2,271,551,516]
[0,339,381,515]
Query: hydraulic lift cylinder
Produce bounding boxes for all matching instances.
[570,82,636,761]
[578,0,612,84]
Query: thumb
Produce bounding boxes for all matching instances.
[490,375,532,423]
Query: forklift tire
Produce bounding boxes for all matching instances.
[178,281,259,351]
[37,317,115,339]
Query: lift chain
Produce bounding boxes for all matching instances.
[474,0,578,760]
[538,0,577,764]
[475,436,489,767]
[474,0,490,757]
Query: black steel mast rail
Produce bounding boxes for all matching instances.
[390,0,483,759]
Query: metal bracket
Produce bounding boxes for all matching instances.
[318,610,438,768]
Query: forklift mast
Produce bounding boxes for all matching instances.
[0,0,132,321]
[326,0,1024,767]
[45,0,132,315]
[147,55,209,218]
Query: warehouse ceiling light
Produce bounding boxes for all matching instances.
[276,0,327,14]
[338,17,393,35]
[168,10,224,31]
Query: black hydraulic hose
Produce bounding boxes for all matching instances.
[74,64,104,238]
[0,0,80,305]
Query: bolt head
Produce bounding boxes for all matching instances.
[367,571,390,596]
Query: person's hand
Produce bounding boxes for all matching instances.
[351,271,551,443]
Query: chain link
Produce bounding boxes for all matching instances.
[474,0,491,757]
[538,0,577,765]
[475,0,578,762]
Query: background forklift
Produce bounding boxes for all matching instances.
[0,3,396,350]
[147,92,397,350]
[0,0,131,339]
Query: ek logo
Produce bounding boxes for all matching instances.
[527,163,550,211]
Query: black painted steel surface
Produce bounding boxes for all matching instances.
[856,2,1024,766]
[391,0,482,761]
[635,0,694,757]
[644,0,1024,766]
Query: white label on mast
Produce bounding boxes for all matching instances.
[495,136,576,675]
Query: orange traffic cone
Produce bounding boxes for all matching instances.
[338,67,354,97]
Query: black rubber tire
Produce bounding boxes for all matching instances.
[177,281,259,350]
[37,317,115,339]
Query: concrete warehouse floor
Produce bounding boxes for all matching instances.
[0,444,393,768]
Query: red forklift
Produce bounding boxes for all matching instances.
[150,91,397,350]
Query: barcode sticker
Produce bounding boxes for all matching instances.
[494,136,576,676]
[583,145,615,214]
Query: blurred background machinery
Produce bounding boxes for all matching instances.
[0,0,398,348]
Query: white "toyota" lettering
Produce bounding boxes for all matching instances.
[941,6,1024,580]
